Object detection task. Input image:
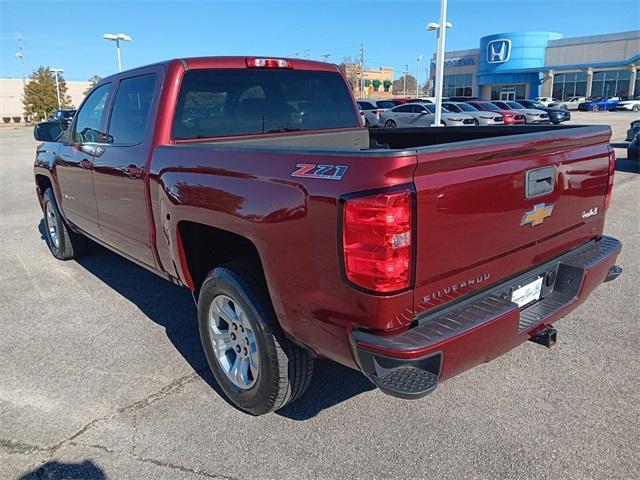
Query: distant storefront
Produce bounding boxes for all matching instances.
[342,64,394,99]
[429,30,640,101]
[0,78,91,120]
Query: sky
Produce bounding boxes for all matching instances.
[1,0,639,82]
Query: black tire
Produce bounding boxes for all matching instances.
[42,188,87,260]
[365,119,370,128]
[198,260,314,415]
[384,119,397,128]
[592,105,600,112]
[633,104,640,112]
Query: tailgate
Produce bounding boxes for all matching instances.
[412,126,612,315]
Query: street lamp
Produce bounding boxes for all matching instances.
[103,33,132,72]
[416,54,423,96]
[426,0,453,127]
[51,68,63,109]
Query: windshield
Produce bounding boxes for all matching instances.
[507,102,525,109]
[528,101,546,109]
[454,103,478,112]
[424,104,447,114]
[173,69,359,139]
[481,102,501,111]
[376,101,395,109]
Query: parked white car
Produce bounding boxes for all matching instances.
[534,97,560,107]
[380,103,475,128]
[616,98,640,112]
[356,100,386,127]
[548,97,587,110]
[442,101,504,126]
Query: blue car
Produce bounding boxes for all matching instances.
[577,97,622,111]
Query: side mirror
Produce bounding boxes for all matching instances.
[33,121,63,142]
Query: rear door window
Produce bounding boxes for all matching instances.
[107,74,157,145]
[172,69,359,139]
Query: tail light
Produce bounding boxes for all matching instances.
[246,57,294,69]
[342,188,413,293]
[604,150,616,211]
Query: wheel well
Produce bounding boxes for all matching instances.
[177,221,264,295]
[35,174,52,194]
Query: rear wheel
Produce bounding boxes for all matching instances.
[384,119,397,128]
[365,118,370,128]
[42,188,87,260]
[198,261,314,415]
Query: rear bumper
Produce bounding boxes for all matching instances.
[351,236,622,399]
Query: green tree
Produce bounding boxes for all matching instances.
[83,75,102,95]
[22,66,73,120]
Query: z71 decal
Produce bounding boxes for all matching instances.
[291,163,348,181]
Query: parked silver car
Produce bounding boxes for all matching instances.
[493,101,550,124]
[548,96,587,110]
[442,101,504,126]
[380,103,475,128]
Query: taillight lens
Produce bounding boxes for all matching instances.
[604,150,615,211]
[342,189,413,293]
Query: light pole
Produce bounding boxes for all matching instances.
[403,64,408,96]
[103,33,132,72]
[51,68,63,109]
[416,54,423,96]
[426,0,452,127]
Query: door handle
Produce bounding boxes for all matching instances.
[123,165,143,178]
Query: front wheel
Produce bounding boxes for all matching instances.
[42,188,87,260]
[198,261,314,415]
[592,105,600,112]
[633,104,640,112]
[384,119,397,128]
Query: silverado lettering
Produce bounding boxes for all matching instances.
[33,56,622,415]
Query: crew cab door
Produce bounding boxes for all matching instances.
[55,82,112,239]
[92,70,159,267]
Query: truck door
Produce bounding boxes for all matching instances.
[55,82,112,239]
[92,71,159,267]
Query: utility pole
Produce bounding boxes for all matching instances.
[15,34,25,87]
[359,41,365,98]
[416,54,423,96]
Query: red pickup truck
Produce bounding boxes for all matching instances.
[33,57,622,415]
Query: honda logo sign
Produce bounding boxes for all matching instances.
[487,39,511,64]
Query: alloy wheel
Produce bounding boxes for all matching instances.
[45,201,60,249]
[208,294,259,389]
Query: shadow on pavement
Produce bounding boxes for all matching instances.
[18,459,105,479]
[276,359,375,420]
[38,220,373,419]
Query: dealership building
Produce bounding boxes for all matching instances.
[429,30,640,101]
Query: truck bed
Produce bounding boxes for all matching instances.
[182,124,608,152]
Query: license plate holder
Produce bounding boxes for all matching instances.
[511,276,544,308]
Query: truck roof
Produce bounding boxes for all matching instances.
[99,56,340,83]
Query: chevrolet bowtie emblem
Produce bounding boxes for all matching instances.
[521,203,554,227]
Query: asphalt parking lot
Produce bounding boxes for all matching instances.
[1,112,638,480]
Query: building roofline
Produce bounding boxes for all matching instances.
[548,30,640,47]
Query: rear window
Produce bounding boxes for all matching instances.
[172,69,359,139]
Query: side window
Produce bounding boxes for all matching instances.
[413,105,427,113]
[108,74,157,145]
[395,105,412,113]
[74,83,110,144]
